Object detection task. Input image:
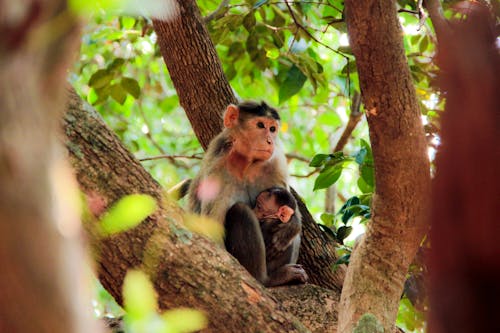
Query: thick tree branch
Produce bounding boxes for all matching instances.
[339,1,431,331]
[63,89,342,332]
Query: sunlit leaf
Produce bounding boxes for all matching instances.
[89,69,112,89]
[69,0,179,21]
[313,164,343,191]
[123,270,157,320]
[100,194,157,235]
[183,213,224,244]
[162,308,208,333]
[320,212,335,226]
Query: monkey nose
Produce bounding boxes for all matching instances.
[267,137,272,144]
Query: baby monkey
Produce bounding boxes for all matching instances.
[253,187,307,285]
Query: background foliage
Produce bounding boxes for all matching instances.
[69,1,460,331]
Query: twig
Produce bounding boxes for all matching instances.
[286,153,311,164]
[137,103,166,155]
[325,92,363,213]
[139,153,203,162]
[333,92,363,152]
[204,0,230,23]
[290,169,318,178]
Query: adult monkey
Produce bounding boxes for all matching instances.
[187,101,307,287]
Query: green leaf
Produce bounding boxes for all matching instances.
[162,308,208,333]
[360,164,375,188]
[279,65,307,103]
[120,16,136,30]
[123,270,157,320]
[88,69,112,89]
[313,164,342,191]
[309,154,330,167]
[110,83,127,105]
[121,77,141,99]
[99,194,157,235]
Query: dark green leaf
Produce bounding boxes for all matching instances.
[341,60,357,75]
[228,42,245,58]
[243,12,256,32]
[318,224,336,240]
[336,226,353,244]
[108,58,125,72]
[309,153,330,167]
[279,65,307,103]
[121,77,141,99]
[335,253,351,265]
[245,34,259,61]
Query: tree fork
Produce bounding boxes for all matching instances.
[339,1,431,331]
[153,0,345,291]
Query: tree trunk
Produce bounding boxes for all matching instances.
[153,0,345,291]
[152,1,236,150]
[339,1,431,331]
[0,2,93,332]
[427,6,500,333]
[64,89,343,332]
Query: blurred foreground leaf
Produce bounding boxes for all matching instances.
[100,194,157,235]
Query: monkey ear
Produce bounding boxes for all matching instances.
[278,205,294,223]
[224,104,239,128]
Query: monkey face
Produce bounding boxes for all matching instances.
[237,116,278,161]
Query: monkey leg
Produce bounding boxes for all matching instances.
[224,202,268,283]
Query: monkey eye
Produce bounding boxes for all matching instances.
[270,126,276,133]
[257,122,265,129]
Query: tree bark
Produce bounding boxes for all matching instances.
[153,0,345,292]
[339,1,431,332]
[152,1,236,150]
[64,89,344,332]
[0,2,93,332]
[427,5,500,333]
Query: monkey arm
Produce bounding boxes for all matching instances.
[266,216,301,260]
